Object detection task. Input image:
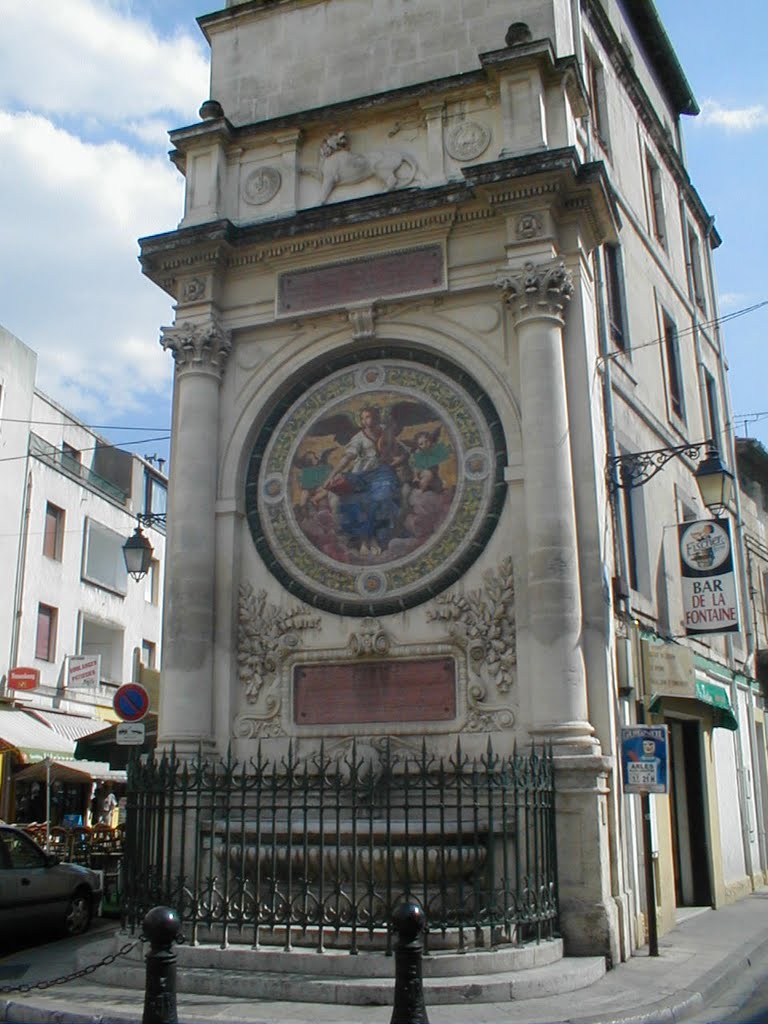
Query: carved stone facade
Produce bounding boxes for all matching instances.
[142,0,748,966]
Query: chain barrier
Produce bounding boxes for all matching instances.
[0,939,138,995]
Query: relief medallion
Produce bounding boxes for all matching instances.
[245,352,506,615]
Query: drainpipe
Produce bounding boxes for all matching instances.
[8,469,33,683]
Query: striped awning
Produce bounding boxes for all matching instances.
[23,709,111,743]
[0,708,76,763]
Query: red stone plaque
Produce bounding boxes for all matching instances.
[277,245,444,314]
[294,658,456,725]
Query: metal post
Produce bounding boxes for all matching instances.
[142,906,182,1024]
[390,900,429,1024]
[637,703,659,957]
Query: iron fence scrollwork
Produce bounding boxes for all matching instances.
[123,739,557,954]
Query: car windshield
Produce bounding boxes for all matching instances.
[0,829,47,869]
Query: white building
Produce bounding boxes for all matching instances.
[131,0,768,972]
[0,326,165,815]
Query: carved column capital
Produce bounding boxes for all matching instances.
[496,260,573,324]
[160,319,232,377]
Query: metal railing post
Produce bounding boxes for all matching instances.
[142,906,182,1024]
[390,901,429,1024]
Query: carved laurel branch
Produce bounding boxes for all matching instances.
[427,556,517,695]
[237,584,321,704]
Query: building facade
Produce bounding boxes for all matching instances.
[137,0,767,963]
[0,327,166,816]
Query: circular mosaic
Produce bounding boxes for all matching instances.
[245,352,507,615]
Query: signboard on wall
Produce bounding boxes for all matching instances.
[66,655,101,689]
[621,725,669,794]
[678,519,740,636]
[8,667,40,691]
[641,640,695,699]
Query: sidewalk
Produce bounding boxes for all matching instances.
[3,891,768,1024]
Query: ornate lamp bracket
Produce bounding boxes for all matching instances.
[608,441,708,492]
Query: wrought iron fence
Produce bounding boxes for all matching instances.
[123,739,557,953]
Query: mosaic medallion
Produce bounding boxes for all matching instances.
[245,352,506,615]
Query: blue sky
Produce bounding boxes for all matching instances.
[0,0,766,466]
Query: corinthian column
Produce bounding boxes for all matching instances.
[158,318,231,753]
[498,261,616,960]
[497,261,594,752]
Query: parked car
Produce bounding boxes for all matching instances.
[0,824,102,938]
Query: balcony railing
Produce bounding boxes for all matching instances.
[30,433,128,504]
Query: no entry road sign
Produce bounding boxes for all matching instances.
[113,682,150,722]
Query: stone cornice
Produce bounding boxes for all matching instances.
[139,149,618,297]
[160,319,232,377]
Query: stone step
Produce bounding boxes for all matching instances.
[170,937,564,977]
[96,953,605,1005]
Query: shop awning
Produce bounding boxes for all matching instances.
[0,708,76,762]
[648,679,738,731]
[13,758,126,785]
[23,710,111,743]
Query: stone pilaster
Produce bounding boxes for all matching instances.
[158,318,231,754]
[497,261,617,960]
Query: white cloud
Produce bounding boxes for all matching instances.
[0,0,208,127]
[0,111,181,418]
[718,292,747,310]
[699,99,768,133]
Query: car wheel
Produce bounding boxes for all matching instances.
[64,888,92,936]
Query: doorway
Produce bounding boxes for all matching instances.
[666,717,713,907]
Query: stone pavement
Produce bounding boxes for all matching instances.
[3,891,768,1024]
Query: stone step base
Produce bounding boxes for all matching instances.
[171,937,563,977]
[97,953,605,1005]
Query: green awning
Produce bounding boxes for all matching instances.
[648,680,738,731]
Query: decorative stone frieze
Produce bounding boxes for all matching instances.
[160,319,232,376]
[496,261,573,323]
[515,213,543,240]
[428,556,517,695]
[242,166,282,205]
[301,128,421,205]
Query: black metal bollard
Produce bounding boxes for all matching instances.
[141,906,182,1024]
[390,900,429,1024]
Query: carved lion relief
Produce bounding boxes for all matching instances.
[301,129,421,205]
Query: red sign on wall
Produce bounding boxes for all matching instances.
[8,667,40,691]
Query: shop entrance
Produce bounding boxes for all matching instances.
[666,717,713,907]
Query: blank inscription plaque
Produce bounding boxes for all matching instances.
[294,658,456,725]
[277,245,444,315]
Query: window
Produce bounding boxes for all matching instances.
[603,245,627,349]
[585,48,609,149]
[80,616,123,682]
[35,604,57,661]
[646,151,666,246]
[687,226,707,311]
[662,311,684,419]
[141,640,156,670]
[61,442,81,475]
[144,472,167,523]
[43,502,65,560]
[144,558,160,605]
[82,519,127,595]
[703,370,720,445]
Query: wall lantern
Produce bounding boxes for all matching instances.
[608,439,734,517]
[122,514,167,582]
